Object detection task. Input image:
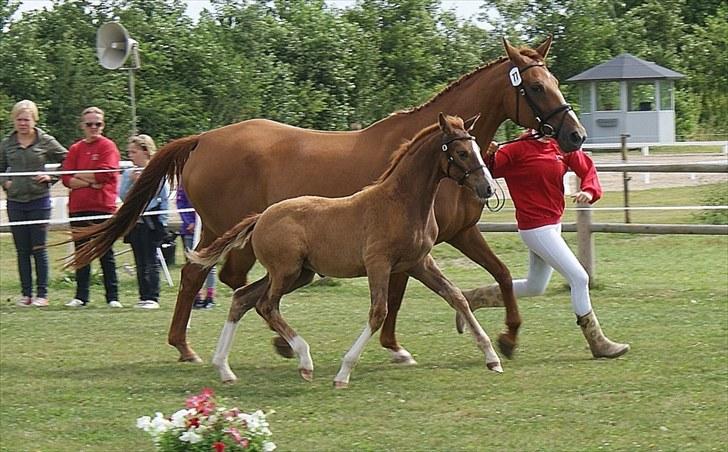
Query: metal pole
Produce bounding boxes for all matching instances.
[620,133,631,223]
[127,68,137,136]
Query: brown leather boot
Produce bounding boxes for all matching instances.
[462,283,504,310]
[577,310,630,358]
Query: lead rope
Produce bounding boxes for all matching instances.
[482,132,541,213]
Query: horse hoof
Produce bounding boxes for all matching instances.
[222,378,237,385]
[178,354,203,363]
[333,380,349,389]
[272,336,295,359]
[390,350,417,366]
[497,334,517,359]
[455,313,465,334]
[299,369,314,382]
[486,362,503,373]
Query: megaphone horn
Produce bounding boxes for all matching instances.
[96,22,140,70]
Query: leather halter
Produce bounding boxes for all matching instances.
[441,134,484,186]
[511,63,573,138]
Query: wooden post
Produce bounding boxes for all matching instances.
[575,176,595,287]
[620,134,631,223]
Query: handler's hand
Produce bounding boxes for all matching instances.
[571,191,593,203]
[486,141,499,156]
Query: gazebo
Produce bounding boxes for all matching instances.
[567,53,684,144]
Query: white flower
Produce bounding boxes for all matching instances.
[150,412,173,436]
[179,430,203,444]
[263,440,277,451]
[170,408,193,428]
[136,416,152,431]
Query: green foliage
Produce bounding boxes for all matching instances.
[694,184,728,225]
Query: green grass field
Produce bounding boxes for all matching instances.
[0,184,726,451]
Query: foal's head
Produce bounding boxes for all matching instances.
[438,113,495,201]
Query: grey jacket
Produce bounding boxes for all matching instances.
[0,128,68,203]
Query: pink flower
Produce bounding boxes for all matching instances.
[186,388,216,415]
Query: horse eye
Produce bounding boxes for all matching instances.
[457,151,469,160]
[531,84,544,94]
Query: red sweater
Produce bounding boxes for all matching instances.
[61,136,120,214]
[487,136,602,230]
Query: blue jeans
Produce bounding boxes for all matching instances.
[182,234,216,289]
[126,222,162,302]
[71,212,119,303]
[7,207,50,298]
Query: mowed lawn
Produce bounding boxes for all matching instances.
[0,184,726,451]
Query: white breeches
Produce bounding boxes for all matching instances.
[513,223,592,316]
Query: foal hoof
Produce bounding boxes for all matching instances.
[272,336,295,359]
[486,362,503,374]
[333,380,349,389]
[299,368,314,382]
[178,354,203,364]
[497,333,517,359]
[455,312,465,334]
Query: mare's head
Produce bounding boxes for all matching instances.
[502,36,587,151]
[437,113,495,201]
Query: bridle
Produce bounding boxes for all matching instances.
[510,62,573,139]
[441,134,485,186]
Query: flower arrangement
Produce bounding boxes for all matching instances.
[137,388,276,451]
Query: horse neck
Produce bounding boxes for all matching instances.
[364,60,511,146]
[376,133,444,220]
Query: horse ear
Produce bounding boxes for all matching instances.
[464,114,480,132]
[535,35,553,60]
[438,112,454,134]
[502,37,525,66]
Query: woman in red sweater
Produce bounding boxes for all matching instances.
[485,130,629,359]
[61,107,121,308]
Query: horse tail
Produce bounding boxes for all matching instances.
[187,213,260,269]
[66,134,201,268]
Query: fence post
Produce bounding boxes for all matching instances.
[620,133,632,223]
[575,176,595,287]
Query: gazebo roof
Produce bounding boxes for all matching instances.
[567,53,684,82]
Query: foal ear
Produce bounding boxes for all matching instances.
[464,114,481,132]
[438,112,455,134]
[535,35,553,60]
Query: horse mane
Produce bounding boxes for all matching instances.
[391,46,545,117]
[371,115,464,186]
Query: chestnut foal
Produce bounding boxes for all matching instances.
[190,114,502,388]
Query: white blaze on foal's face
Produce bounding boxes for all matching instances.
[471,140,497,188]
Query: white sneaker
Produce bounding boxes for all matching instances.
[16,296,32,307]
[31,297,49,307]
[135,300,160,310]
[65,299,86,307]
[108,300,123,308]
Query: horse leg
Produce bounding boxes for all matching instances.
[448,226,520,358]
[213,276,269,383]
[379,273,417,365]
[408,254,502,373]
[218,243,257,290]
[267,270,316,359]
[256,269,316,382]
[169,262,210,363]
[334,262,391,389]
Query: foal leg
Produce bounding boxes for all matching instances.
[334,263,391,389]
[379,273,417,365]
[212,276,269,383]
[408,254,502,373]
[268,270,316,359]
[256,269,316,382]
[449,226,520,358]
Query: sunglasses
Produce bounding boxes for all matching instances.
[84,122,103,128]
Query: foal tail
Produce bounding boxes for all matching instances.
[187,213,261,269]
[65,134,200,269]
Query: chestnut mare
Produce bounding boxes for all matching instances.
[69,37,586,364]
[189,114,501,388]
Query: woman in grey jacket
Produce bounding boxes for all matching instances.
[0,100,67,307]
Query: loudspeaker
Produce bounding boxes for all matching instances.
[96,22,139,70]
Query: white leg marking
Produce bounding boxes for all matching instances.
[334,325,373,387]
[289,335,313,373]
[212,320,239,383]
[388,347,417,365]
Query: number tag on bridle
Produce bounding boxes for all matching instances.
[509,67,522,87]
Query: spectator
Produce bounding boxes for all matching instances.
[61,107,121,308]
[176,183,216,309]
[0,100,67,307]
[484,130,629,358]
[119,134,169,310]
